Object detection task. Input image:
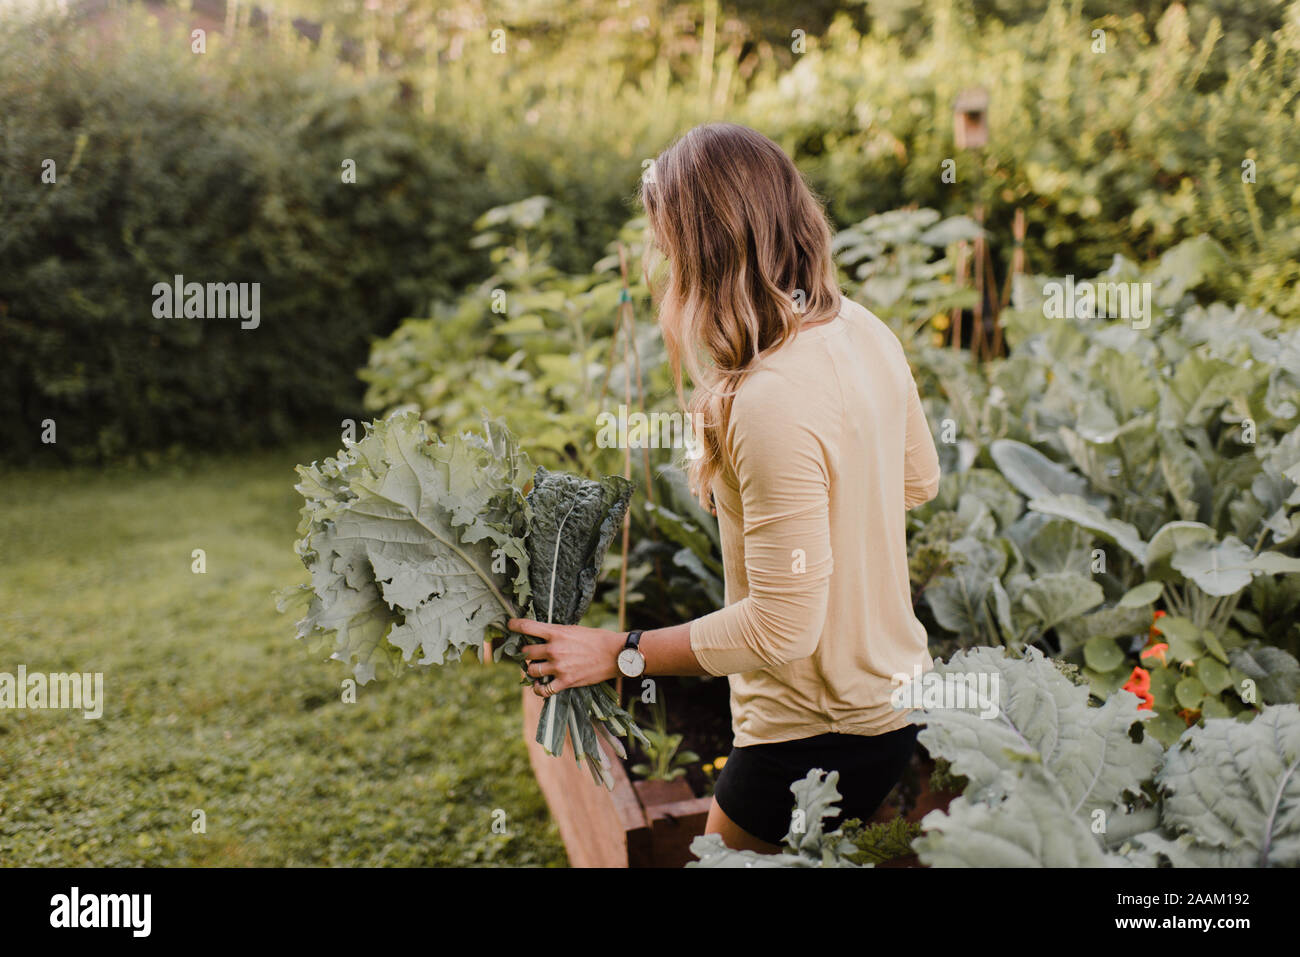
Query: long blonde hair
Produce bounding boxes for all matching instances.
[638,122,841,506]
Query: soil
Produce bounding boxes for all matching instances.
[618,674,733,798]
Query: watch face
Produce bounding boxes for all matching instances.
[617,648,645,678]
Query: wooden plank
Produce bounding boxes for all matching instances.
[642,796,712,868]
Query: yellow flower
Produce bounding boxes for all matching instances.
[714,755,728,769]
[931,332,945,348]
[930,313,950,332]
[703,763,714,774]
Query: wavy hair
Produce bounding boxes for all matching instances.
[638,123,841,506]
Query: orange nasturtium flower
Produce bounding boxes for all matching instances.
[1122,666,1154,710]
[1177,708,1201,727]
[1140,642,1169,667]
[1149,609,1167,640]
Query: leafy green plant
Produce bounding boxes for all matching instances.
[697,648,1300,867]
[361,202,728,634]
[840,817,923,867]
[832,208,981,347]
[688,769,864,868]
[912,647,1300,867]
[362,201,1300,755]
[627,698,699,782]
[899,233,1300,739]
[359,198,665,479]
[276,410,647,787]
[746,1,1300,317]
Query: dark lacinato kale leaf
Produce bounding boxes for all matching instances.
[526,467,634,626]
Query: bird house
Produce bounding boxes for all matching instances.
[954,88,990,150]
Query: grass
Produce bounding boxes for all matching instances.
[0,443,567,866]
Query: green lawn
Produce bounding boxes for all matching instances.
[0,445,566,866]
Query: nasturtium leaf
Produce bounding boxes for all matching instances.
[1149,667,1180,710]
[1195,658,1233,696]
[1119,581,1164,608]
[1152,616,1203,663]
[1083,636,1125,673]
[1174,676,1206,710]
[1246,551,1300,576]
[1057,604,1154,657]
[1200,697,1231,719]
[1083,665,1130,700]
[1143,710,1192,749]
[1199,627,1229,665]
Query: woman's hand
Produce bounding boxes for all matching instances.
[508,618,626,697]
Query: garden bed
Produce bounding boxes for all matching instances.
[521,684,712,867]
[523,675,957,867]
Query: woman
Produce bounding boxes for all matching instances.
[508,122,941,853]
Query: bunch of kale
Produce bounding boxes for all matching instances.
[279,411,646,787]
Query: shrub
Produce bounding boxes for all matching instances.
[741,0,1300,317]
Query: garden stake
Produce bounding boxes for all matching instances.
[618,243,655,507]
[995,207,1026,358]
[972,205,988,362]
[950,240,968,352]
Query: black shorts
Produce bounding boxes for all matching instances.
[713,724,919,847]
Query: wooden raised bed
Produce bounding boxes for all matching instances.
[523,685,960,867]
[522,687,713,868]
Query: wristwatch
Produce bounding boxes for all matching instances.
[617,630,646,678]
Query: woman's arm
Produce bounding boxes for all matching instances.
[510,370,832,694]
[903,366,941,509]
[507,618,709,696]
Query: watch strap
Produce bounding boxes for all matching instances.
[623,629,643,652]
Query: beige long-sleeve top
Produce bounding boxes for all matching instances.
[689,294,941,746]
